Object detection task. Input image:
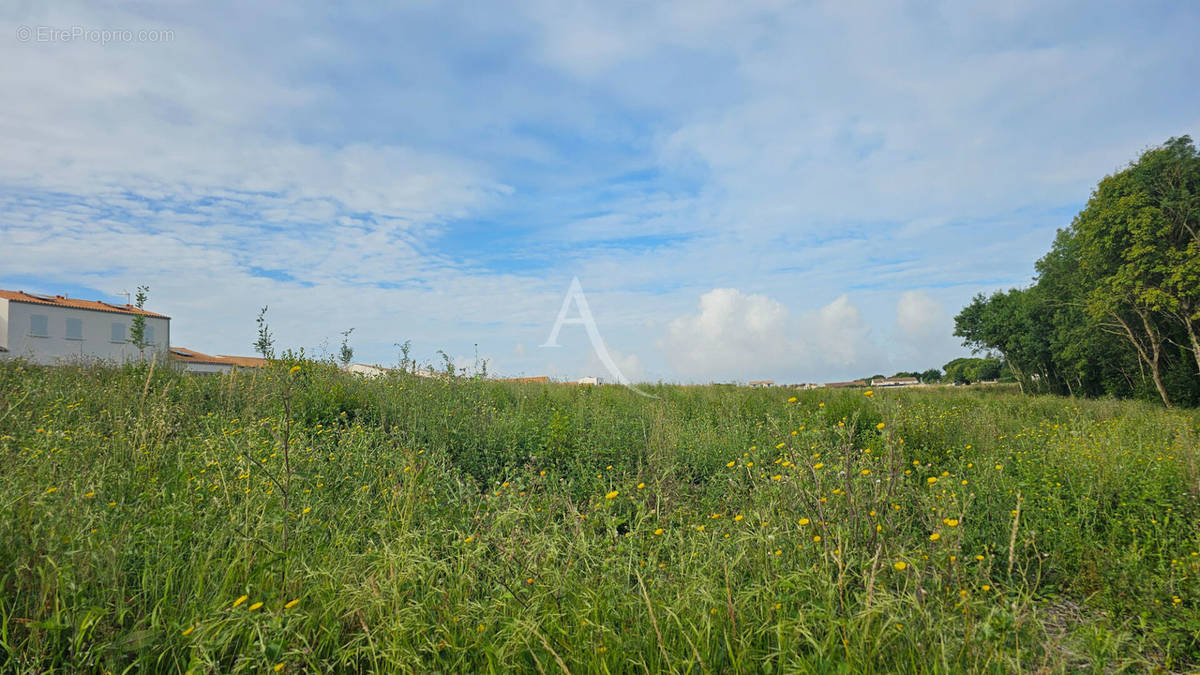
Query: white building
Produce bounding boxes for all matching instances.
[346,363,393,378]
[577,376,601,385]
[0,290,169,365]
[870,376,920,388]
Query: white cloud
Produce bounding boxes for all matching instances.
[810,295,873,369]
[662,289,886,382]
[894,290,961,369]
[584,346,645,383]
[0,1,1193,384]
[662,289,789,380]
[896,291,945,343]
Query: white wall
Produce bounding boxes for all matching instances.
[0,298,8,351]
[346,363,391,378]
[180,361,232,375]
[2,301,169,365]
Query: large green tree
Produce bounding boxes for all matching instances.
[953,136,1200,407]
[1071,137,1200,407]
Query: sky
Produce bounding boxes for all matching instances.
[2,1,1198,384]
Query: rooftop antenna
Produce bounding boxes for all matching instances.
[116,289,131,305]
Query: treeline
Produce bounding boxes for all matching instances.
[861,357,1009,386]
[954,137,1200,407]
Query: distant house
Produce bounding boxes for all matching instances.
[346,363,393,378]
[215,354,267,369]
[870,376,919,387]
[748,380,775,388]
[501,375,550,384]
[786,383,823,389]
[0,289,169,365]
[169,347,234,375]
[824,380,868,388]
[169,348,270,374]
[577,376,601,385]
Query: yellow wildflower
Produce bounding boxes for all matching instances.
[285,599,300,609]
[893,561,907,570]
[249,602,263,611]
[232,595,248,608]
[289,365,301,374]
[605,490,618,499]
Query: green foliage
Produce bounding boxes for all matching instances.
[338,328,354,368]
[127,285,151,355]
[0,362,1197,672]
[955,136,1200,407]
[254,306,275,359]
[919,368,942,384]
[942,357,1004,384]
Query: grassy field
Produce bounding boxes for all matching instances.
[1,360,1197,673]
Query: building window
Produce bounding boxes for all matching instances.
[144,325,155,345]
[66,318,83,340]
[30,314,49,337]
[111,322,126,343]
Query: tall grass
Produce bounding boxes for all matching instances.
[0,360,1197,672]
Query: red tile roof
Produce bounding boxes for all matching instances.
[169,349,267,368]
[215,354,268,368]
[0,289,169,319]
[169,347,230,366]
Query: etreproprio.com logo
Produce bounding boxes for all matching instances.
[16,25,175,45]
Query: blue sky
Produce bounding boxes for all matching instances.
[3,1,1198,382]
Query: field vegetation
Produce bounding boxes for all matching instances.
[1,360,1198,672]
